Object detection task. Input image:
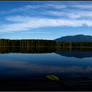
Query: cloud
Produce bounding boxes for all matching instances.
[0,16,92,33]
[2,2,92,20]
[46,4,67,9]
[11,5,40,12]
[6,16,31,22]
[46,10,92,19]
[6,3,67,15]
[74,4,92,9]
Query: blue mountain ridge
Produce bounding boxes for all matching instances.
[55,34,92,42]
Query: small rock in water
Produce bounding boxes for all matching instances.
[46,75,60,81]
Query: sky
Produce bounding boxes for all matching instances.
[0,1,92,40]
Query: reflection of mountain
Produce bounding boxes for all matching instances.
[56,52,92,58]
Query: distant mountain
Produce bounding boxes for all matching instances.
[55,34,92,42]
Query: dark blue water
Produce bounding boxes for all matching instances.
[0,52,92,90]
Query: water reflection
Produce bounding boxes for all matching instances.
[0,47,92,90]
[56,52,92,58]
[1,47,92,58]
[0,51,92,76]
[0,47,92,54]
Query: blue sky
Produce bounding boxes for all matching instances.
[0,1,92,40]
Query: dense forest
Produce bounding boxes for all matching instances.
[0,39,92,48]
[0,39,92,53]
[0,39,58,47]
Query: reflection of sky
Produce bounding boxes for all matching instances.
[0,53,92,77]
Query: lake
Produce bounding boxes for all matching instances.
[0,48,92,90]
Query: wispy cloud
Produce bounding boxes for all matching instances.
[5,3,67,15]
[1,1,92,37]
[74,4,92,9]
[0,16,92,33]
[46,4,67,9]
[46,10,92,19]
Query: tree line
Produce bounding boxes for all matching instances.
[0,39,92,48]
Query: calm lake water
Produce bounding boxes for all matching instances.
[0,49,92,90]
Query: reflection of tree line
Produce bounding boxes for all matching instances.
[0,47,57,53]
[0,39,92,53]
